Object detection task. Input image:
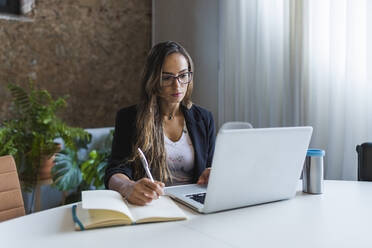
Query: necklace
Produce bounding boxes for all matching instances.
[168,113,173,120]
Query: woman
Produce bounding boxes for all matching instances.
[104,41,216,206]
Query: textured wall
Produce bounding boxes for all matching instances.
[0,0,151,128]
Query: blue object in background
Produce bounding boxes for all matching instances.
[307,149,325,157]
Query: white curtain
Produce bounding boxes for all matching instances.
[219,0,372,180]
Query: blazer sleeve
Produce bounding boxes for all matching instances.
[104,107,137,188]
[206,110,216,168]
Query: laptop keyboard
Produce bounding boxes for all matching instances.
[186,193,206,204]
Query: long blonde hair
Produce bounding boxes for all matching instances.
[130,41,194,182]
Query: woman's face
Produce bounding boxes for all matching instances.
[158,53,190,105]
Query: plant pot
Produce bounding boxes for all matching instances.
[38,143,62,180]
[38,155,56,180]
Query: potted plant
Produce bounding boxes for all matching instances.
[51,130,113,203]
[0,82,90,192]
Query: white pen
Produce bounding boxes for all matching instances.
[137,148,154,182]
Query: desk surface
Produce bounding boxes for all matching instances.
[1,180,372,248]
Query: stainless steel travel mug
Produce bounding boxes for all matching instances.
[302,149,325,194]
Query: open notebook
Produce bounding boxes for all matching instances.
[72,190,187,231]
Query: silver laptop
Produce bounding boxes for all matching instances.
[165,126,313,213]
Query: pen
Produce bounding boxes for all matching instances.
[137,148,154,182]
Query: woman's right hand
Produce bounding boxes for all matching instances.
[123,178,165,206]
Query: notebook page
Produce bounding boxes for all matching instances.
[82,190,134,221]
[127,196,186,222]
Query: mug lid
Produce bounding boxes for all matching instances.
[307,149,325,157]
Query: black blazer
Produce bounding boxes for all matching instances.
[104,104,216,188]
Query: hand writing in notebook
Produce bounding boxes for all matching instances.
[124,178,165,206]
[111,149,163,206]
[119,148,164,205]
[109,162,164,206]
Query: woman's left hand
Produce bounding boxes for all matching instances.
[197,168,211,185]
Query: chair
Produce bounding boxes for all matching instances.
[356,143,372,181]
[0,155,25,221]
[220,121,253,131]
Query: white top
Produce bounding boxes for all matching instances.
[2,180,372,248]
[164,123,195,186]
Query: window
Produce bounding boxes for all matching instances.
[0,0,21,15]
[0,0,34,21]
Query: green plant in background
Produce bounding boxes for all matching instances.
[0,82,90,191]
[52,148,85,192]
[81,149,109,189]
[0,123,18,157]
[52,130,113,203]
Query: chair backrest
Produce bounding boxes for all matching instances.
[0,155,25,221]
[356,143,372,181]
[220,122,253,131]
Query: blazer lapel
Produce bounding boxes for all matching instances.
[182,105,206,181]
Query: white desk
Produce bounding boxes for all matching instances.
[1,180,372,248]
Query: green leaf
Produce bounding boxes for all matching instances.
[89,150,98,159]
[51,149,82,191]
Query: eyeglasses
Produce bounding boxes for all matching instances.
[161,72,193,87]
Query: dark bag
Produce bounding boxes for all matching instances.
[356,143,372,181]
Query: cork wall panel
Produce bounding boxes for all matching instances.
[0,0,151,128]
